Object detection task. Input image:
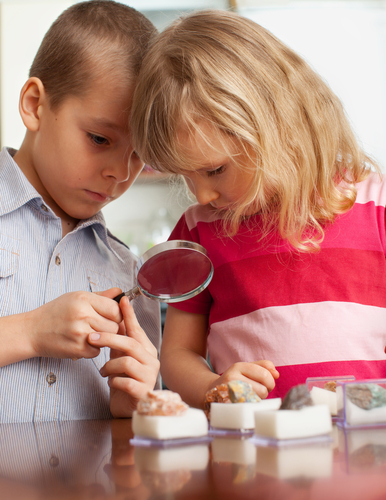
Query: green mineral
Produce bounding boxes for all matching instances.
[346,383,386,410]
[228,380,260,403]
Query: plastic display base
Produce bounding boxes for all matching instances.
[250,433,333,448]
[130,435,213,448]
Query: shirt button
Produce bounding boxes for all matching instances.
[41,204,49,212]
[55,255,61,266]
[46,372,57,385]
[49,454,59,467]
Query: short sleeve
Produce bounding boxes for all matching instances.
[168,213,212,315]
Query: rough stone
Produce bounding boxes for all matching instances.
[228,380,260,403]
[324,381,337,392]
[280,384,314,410]
[137,390,188,416]
[204,383,231,418]
[346,383,386,410]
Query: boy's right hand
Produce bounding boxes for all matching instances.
[207,360,280,399]
[28,288,123,360]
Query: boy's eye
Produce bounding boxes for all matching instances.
[89,133,109,146]
[207,165,225,177]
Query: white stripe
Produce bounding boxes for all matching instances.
[208,301,386,374]
[355,173,386,206]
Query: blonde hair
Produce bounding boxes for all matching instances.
[30,0,157,110]
[131,9,379,251]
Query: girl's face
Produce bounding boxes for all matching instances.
[177,122,257,214]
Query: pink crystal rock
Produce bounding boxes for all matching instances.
[137,390,188,416]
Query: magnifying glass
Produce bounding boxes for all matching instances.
[113,240,213,303]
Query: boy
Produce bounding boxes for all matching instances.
[0,0,160,422]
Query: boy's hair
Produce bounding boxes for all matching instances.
[30,0,157,110]
[131,9,379,252]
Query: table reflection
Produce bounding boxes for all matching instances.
[1,420,386,499]
[0,419,111,499]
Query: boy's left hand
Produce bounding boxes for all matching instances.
[88,296,160,418]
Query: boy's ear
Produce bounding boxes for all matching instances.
[19,77,48,132]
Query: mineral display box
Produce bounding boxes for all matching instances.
[306,376,355,416]
[337,378,386,428]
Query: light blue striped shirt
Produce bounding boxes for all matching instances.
[0,148,161,423]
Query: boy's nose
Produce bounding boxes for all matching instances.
[104,150,142,184]
[103,158,129,182]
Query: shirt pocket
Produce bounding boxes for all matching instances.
[86,268,129,294]
[0,234,20,317]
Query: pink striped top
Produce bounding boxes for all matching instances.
[168,173,386,399]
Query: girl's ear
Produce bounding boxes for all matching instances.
[18,77,47,132]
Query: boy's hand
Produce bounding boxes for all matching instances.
[207,360,280,400]
[29,288,123,360]
[89,296,160,418]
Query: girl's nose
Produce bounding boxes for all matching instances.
[187,178,219,206]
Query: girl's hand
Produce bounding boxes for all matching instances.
[207,360,280,399]
[29,288,123,360]
[89,296,160,418]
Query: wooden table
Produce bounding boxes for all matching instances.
[0,419,385,499]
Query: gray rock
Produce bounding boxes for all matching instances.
[346,383,386,410]
[280,384,314,410]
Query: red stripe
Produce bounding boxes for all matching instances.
[193,202,386,268]
[208,247,386,324]
[267,359,386,399]
[168,202,386,320]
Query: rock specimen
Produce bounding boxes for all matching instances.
[280,384,314,410]
[204,383,231,418]
[323,381,337,392]
[228,380,261,403]
[346,383,386,410]
[133,391,208,440]
[137,390,188,416]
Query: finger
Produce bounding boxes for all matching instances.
[120,297,156,352]
[101,355,159,383]
[88,332,157,363]
[222,363,277,396]
[72,344,101,360]
[95,287,122,299]
[89,292,123,324]
[108,375,149,401]
[88,318,120,335]
[252,360,280,379]
[239,363,277,392]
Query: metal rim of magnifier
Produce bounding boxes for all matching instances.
[136,240,214,303]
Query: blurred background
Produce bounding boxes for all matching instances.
[1,0,385,256]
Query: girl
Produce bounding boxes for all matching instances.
[131,9,386,407]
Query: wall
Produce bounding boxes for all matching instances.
[1,1,385,256]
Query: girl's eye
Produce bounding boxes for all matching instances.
[89,134,109,146]
[207,165,225,177]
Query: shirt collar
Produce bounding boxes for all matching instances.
[0,147,124,262]
[76,213,126,263]
[0,147,43,215]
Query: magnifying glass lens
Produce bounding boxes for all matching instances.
[137,248,212,298]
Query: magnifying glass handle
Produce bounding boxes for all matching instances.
[113,286,141,303]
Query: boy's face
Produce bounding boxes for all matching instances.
[25,73,143,222]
